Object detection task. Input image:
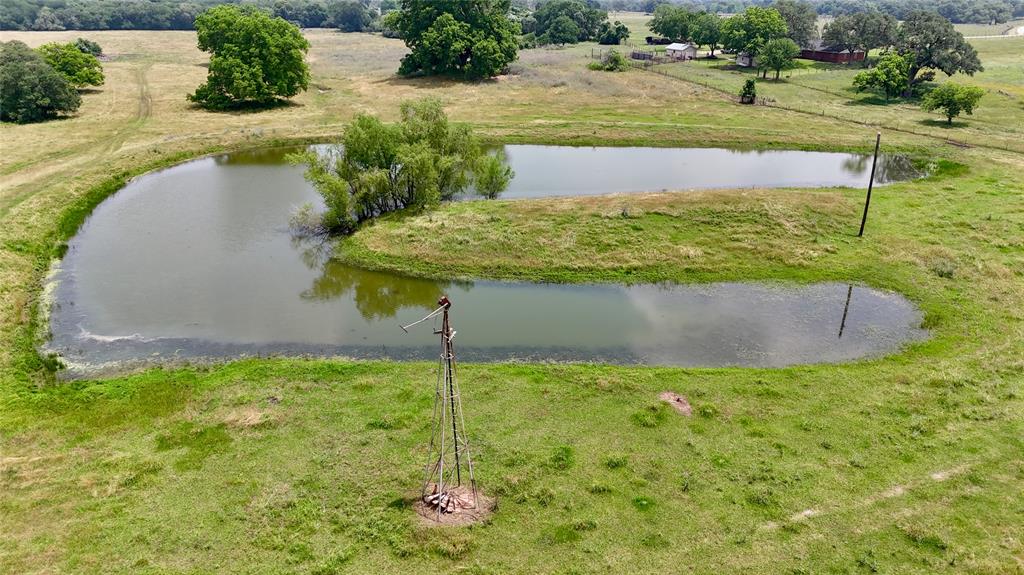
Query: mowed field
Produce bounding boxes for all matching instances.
[1,23,1023,575]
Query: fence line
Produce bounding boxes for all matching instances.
[626,60,1022,155]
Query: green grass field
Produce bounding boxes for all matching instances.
[954,18,1024,36]
[0,24,1022,575]
[646,37,1024,154]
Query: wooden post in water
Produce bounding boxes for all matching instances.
[858,132,881,237]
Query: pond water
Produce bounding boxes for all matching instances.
[491,145,917,197]
[45,145,927,373]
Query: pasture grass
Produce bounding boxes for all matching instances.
[647,36,1024,154]
[0,26,1022,574]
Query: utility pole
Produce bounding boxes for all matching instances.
[858,132,881,237]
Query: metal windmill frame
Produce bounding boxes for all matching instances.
[401,296,477,517]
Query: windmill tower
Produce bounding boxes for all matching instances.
[402,296,478,518]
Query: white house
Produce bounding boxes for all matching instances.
[665,42,698,60]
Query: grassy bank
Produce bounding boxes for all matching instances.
[0,27,1022,575]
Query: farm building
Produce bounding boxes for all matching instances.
[736,52,755,67]
[799,48,866,63]
[665,42,698,60]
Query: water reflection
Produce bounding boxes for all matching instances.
[299,247,470,321]
[841,154,918,184]
[212,147,302,166]
[493,145,919,198]
[204,144,920,201]
[838,284,853,338]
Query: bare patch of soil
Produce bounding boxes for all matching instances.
[413,485,495,527]
[659,391,692,416]
[222,406,273,428]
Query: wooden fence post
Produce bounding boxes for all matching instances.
[858,132,881,237]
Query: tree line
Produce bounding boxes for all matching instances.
[7,0,1023,32]
[591,0,1024,24]
[0,0,389,32]
[518,0,630,46]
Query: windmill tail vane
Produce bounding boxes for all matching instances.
[400,296,477,517]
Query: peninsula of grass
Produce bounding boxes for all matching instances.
[0,27,1021,575]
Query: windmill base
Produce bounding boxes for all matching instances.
[414,485,495,526]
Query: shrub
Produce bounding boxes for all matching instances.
[739,78,757,103]
[0,40,81,123]
[519,32,538,49]
[74,37,102,56]
[588,49,629,72]
[36,41,104,88]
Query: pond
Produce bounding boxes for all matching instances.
[45,145,927,374]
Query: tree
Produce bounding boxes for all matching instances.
[36,42,104,88]
[395,0,518,79]
[895,11,982,97]
[852,52,909,99]
[921,83,985,124]
[294,98,511,234]
[689,12,722,57]
[534,0,606,42]
[31,6,64,30]
[648,4,691,41]
[474,152,514,199]
[772,0,817,48]
[758,37,800,79]
[721,7,788,57]
[821,11,898,64]
[597,20,630,45]
[188,5,310,109]
[547,15,581,45]
[0,40,81,123]
[381,9,401,37]
[74,37,103,57]
[328,0,372,32]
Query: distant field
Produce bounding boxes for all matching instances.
[954,18,1024,36]
[608,10,653,41]
[645,37,1024,153]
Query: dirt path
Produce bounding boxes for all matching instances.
[103,62,152,155]
[0,62,152,221]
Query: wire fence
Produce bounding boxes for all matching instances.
[626,59,1023,154]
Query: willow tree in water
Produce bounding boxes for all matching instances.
[293,99,512,235]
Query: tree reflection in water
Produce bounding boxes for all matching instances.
[293,237,470,321]
[841,154,918,184]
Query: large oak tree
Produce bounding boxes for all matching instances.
[395,0,518,79]
[188,5,310,109]
[721,7,788,57]
[895,11,982,97]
